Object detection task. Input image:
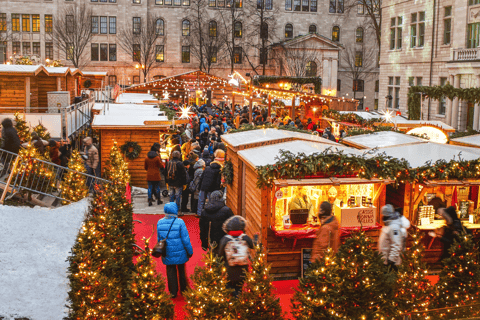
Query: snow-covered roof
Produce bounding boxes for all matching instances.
[222,128,338,148]
[238,140,363,168]
[368,143,480,168]
[44,67,70,74]
[339,111,384,120]
[390,118,455,131]
[342,131,426,149]
[92,103,168,127]
[81,71,108,76]
[452,134,480,147]
[0,64,44,74]
[116,93,157,104]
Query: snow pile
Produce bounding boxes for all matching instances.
[0,199,89,320]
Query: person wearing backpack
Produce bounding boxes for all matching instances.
[190,159,205,216]
[157,202,193,298]
[180,160,192,213]
[218,215,254,297]
[199,190,234,252]
[196,151,223,216]
[165,151,187,214]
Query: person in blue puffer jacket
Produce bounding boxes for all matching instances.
[199,117,209,133]
[157,202,194,298]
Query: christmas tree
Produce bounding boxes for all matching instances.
[33,122,51,140]
[103,141,131,185]
[334,231,396,319]
[131,238,174,319]
[183,249,235,319]
[236,243,285,320]
[432,233,480,319]
[14,112,30,142]
[291,248,339,320]
[394,228,432,319]
[59,150,88,204]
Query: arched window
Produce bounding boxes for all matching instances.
[332,26,340,42]
[305,61,317,77]
[356,27,363,42]
[308,24,316,34]
[234,21,242,38]
[209,20,217,37]
[285,23,293,38]
[260,22,268,39]
[182,19,190,36]
[156,19,164,36]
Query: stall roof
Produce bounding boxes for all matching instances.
[92,103,168,127]
[238,140,363,168]
[383,118,455,132]
[44,67,71,75]
[339,111,384,120]
[451,134,480,147]
[0,64,47,75]
[116,93,157,104]
[368,142,480,168]
[221,128,339,148]
[342,131,426,149]
[81,71,108,76]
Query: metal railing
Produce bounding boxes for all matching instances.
[0,148,110,205]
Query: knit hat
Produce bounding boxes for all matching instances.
[171,151,182,159]
[209,190,224,202]
[222,215,247,233]
[381,204,397,220]
[164,202,178,215]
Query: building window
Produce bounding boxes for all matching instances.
[235,0,242,8]
[209,21,217,37]
[174,0,181,5]
[285,24,293,38]
[133,0,141,3]
[91,43,99,61]
[234,21,242,38]
[439,77,447,115]
[100,16,107,34]
[0,13,6,32]
[358,98,364,110]
[374,99,378,110]
[133,43,140,61]
[357,0,364,14]
[12,14,20,32]
[211,46,217,63]
[309,24,316,34]
[133,17,141,34]
[233,46,242,63]
[109,17,116,34]
[182,20,190,36]
[209,0,216,5]
[32,15,40,32]
[22,42,31,55]
[285,0,292,10]
[302,0,309,11]
[45,15,53,33]
[100,43,108,61]
[0,41,5,63]
[260,0,273,10]
[294,0,300,11]
[183,0,190,5]
[66,15,74,33]
[310,0,317,12]
[133,76,140,84]
[387,76,401,108]
[305,61,317,76]
[156,45,164,62]
[470,0,480,5]
[390,16,403,50]
[332,26,340,42]
[353,79,364,92]
[329,0,343,13]
[32,42,40,55]
[410,12,425,48]
[109,76,117,87]
[444,6,451,45]
[468,23,480,48]
[12,41,20,55]
[182,46,190,63]
[375,80,379,92]
[156,0,163,4]
[408,76,414,86]
[217,0,225,6]
[109,44,116,61]
[355,51,363,67]
[165,0,172,4]
[337,79,341,91]
[22,14,30,32]
[45,42,53,60]
[92,16,98,33]
[416,77,422,86]
[356,27,363,42]
[156,19,164,36]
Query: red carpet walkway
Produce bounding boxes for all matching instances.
[133,213,438,320]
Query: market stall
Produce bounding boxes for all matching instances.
[342,131,426,149]
[450,133,480,149]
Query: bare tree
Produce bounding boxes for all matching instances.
[343,0,381,48]
[118,15,166,83]
[0,17,12,63]
[185,0,227,73]
[50,4,94,68]
[217,0,245,73]
[340,42,377,101]
[273,40,321,78]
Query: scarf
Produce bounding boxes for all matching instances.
[228,230,243,237]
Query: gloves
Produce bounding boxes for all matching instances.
[183,185,187,190]
[187,252,193,259]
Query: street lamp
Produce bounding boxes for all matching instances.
[135,64,140,84]
[385,94,393,111]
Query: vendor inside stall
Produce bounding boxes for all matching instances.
[288,186,315,225]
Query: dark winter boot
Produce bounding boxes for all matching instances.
[157,198,163,205]
[148,199,153,207]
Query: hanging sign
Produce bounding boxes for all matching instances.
[275,190,284,199]
[406,126,448,144]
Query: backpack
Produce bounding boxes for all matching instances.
[224,234,249,266]
[189,171,203,192]
[166,160,177,180]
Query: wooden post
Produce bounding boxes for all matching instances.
[291,96,295,119]
[232,92,235,107]
[56,77,61,91]
[268,94,271,117]
[25,77,30,113]
[249,83,253,123]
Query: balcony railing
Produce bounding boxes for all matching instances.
[452,48,480,61]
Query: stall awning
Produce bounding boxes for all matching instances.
[274,177,394,187]
[421,180,480,187]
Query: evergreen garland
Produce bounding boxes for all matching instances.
[120,141,142,160]
[450,127,480,139]
[253,75,322,94]
[321,109,382,127]
[158,105,177,120]
[221,160,233,185]
[229,124,312,135]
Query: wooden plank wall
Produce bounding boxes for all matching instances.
[30,77,39,112]
[0,75,26,112]
[80,76,104,90]
[37,75,57,111]
[65,75,76,104]
[225,147,241,215]
[244,165,262,237]
[100,129,162,188]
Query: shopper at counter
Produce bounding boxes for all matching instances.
[311,202,340,262]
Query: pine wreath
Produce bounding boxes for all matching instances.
[120,141,142,160]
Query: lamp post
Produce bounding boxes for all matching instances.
[135,64,140,84]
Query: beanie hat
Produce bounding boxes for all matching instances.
[172,150,182,159]
[209,190,224,202]
[164,202,178,215]
[318,201,332,217]
[381,204,397,221]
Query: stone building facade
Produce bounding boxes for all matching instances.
[1,0,378,109]
[380,0,480,131]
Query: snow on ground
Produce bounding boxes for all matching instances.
[0,199,89,320]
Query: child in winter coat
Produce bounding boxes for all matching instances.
[218,215,254,297]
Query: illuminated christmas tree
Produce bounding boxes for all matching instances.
[33,122,51,140]
[184,249,235,319]
[14,112,30,142]
[394,228,432,319]
[237,243,284,320]
[131,238,174,319]
[432,234,480,319]
[291,248,339,320]
[59,150,88,204]
[103,141,131,186]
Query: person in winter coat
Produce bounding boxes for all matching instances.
[199,190,234,251]
[199,117,210,133]
[185,123,193,140]
[311,202,340,262]
[48,139,61,165]
[59,139,72,168]
[190,159,205,214]
[181,138,193,161]
[201,149,212,167]
[30,132,46,155]
[165,151,187,212]
[378,204,404,271]
[157,202,194,298]
[145,144,164,206]
[430,206,464,262]
[199,128,209,151]
[1,118,21,154]
[196,155,223,216]
[218,215,254,297]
